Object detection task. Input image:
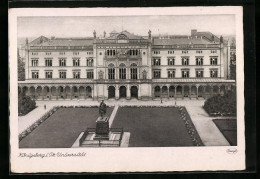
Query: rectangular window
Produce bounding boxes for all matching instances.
[182,57,189,65]
[168,70,175,78]
[31,59,38,66]
[196,70,204,78]
[86,70,94,79]
[196,57,204,66]
[59,71,66,79]
[73,58,80,66]
[108,68,115,79]
[73,71,80,79]
[168,51,174,54]
[73,52,79,55]
[32,52,38,55]
[153,51,160,54]
[59,52,65,55]
[167,58,175,66]
[182,70,190,78]
[210,70,218,78]
[46,52,51,55]
[182,50,188,54]
[45,71,52,79]
[196,50,203,54]
[45,58,52,66]
[211,50,217,53]
[59,58,66,66]
[153,58,161,66]
[153,70,161,78]
[86,58,93,67]
[210,57,218,65]
[32,71,39,79]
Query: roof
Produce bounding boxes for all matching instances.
[193,31,220,42]
[29,36,50,46]
[32,38,94,46]
[153,37,216,46]
[106,30,144,40]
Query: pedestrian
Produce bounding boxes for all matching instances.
[161,98,163,104]
[44,104,46,110]
[175,101,177,106]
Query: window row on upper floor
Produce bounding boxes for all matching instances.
[153,69,219,79]
[31,58,94,67]
[152,57,218,66]
[30,51,93,56]
[153,50,218,55]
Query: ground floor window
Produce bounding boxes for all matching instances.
[182,70,189,78]
[32,71,39,79]
[86,70,94,79]
[73,71,80,79]
[45,71,52,79]
[153,70,161,78]
[168,70,175,78]
[196,70,204,78]
[210,70,218,78]
[59,71,66,79]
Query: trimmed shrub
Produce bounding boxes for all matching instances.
[204,90,236,116]
[18,95,36,116]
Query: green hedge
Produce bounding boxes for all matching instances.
[18,96,36,116]
[204,90,236,116]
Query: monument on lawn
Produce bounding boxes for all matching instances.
[94,100,109,140]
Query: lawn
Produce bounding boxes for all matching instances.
[213,119,237,146]
[111,107,197,147]
[19,107,114,148]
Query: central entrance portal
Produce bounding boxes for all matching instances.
[119,86,126,98]
[108,86,115,99]
[131,86,138,98]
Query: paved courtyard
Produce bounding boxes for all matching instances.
[19,99,232,147]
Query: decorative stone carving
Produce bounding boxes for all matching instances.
[98,70,104,79]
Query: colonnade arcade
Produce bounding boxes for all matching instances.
[19,85,94,100]
[152,84,235,99]
[107,85,139,100]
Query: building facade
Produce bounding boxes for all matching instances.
[18,29,235,100]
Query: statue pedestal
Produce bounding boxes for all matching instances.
[94,116,109,140]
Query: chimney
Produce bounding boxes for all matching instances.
[51,36,55,40]
[93,30,96,39]
[191,29,197,36]
[104,31,106,37]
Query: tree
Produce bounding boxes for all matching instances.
[18,90,36,116]
[230,54,236,80]
[18,49,25,81]
[204,90,236,116]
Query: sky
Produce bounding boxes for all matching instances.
[18,15,235,38]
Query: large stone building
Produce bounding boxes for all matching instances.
[18,29,235,100]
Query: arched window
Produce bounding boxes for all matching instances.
[108,63,115,79]
[119,63,126,79]
[130,63,138,79]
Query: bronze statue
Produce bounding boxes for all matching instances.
[99,100,107,118]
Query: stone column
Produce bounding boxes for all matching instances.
[211,86,213,97]
[56,86,59,100]
[182,85,184,99]
[203,86,206,99]
[127,84,131,100]
[84,87,87,100]
[218,86,221,94]
[70,86,73,100]
[160,86,162,99]
[115,85,119,100]
[167,86,170,99]
[77,86,80,100]
[174,86,177,100]
[196,86,199,99]
[63,85,66,100]
[92,85,95,100]
[189,86,191,99]
[151,86,154,100]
